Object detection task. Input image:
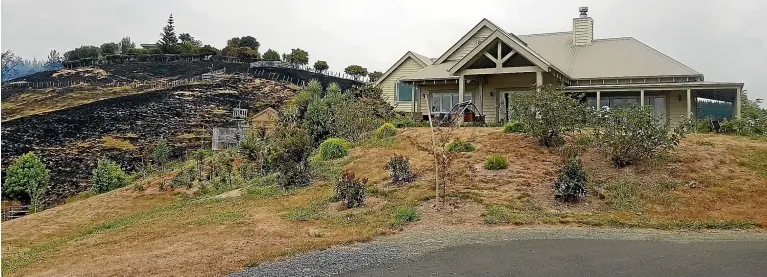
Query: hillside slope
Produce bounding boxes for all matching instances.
[1,77,298,203]
[2,128,765,277]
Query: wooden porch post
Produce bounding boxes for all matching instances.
[535,70,543,91]
[478,76,484,113]
[686,89,692,119]
[735,87,742,118]
[596,90,601,110]
[459,75,465,102]
[640,90,645,107]
[411,83,416,116]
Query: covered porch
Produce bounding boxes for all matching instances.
[566,82,744,128]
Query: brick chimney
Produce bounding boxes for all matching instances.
[573,7,593,46]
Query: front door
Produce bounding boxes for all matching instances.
[645,96,667,123]
[497,92,510,122]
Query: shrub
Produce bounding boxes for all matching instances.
[384,155,414,185]
[269,125,313,188]
[66,191,98,204]
[508,85,590,147]
[374,123,397,139]
[484,205,511,224]
[593,105,690,168]
[503,121,525,133]
[3,152,50,212]
[91,158,128,193]
[553,158,588,202]
[319,138,351,160]
[483,154,508,170]
[334,171,367,208]
[393,113,418,128]
[389,205,418,227]
[446,138,475,153]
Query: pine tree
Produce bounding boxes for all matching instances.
[157,14,179,54]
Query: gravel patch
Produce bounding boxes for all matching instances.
[228,227,767,277]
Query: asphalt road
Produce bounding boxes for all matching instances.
[344,238,767,277]
[230,228,767,277]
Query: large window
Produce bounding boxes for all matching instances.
[430,92,472,113]
[396,81,415,101]
[586,96,640,109]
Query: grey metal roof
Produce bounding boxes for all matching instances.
[411,52,434,66]
[401,61,457,81]
[565,81,743,91]
[399,29,703,81]
[518,32,702,79]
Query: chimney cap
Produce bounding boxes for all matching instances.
[579,6,589,18]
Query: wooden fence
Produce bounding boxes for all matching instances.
[3,69,226,90]
[1,205,29,221]
[250,61,371,83]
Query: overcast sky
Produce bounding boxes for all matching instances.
[2,0,766,104]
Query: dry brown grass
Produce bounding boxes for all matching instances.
[101,136,136,150]
[2,128,765,277]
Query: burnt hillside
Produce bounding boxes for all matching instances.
[1,77,297,203]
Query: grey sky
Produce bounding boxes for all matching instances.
[2,0,766,104]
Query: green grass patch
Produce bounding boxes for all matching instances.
[740,147,767,177]
[483,205,511,224]
[388,205,418,227]
[184,211,247,226]
[446,139,475,153]
[245,185,282,198]
[281,197,330,222]
[483,154,508,170]
[602,181,644,212]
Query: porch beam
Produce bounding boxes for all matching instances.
[459,75,465,102]
[686,88,692,119]
[596,90,601,110]
[735,87,742,118]
[461,66,540,76]
[497,41,502,68]
[483,52,498,63]
[500,50,517,63]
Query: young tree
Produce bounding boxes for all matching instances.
[100,42,120,55]
[120,36,136,52]
[157,14,179,54]
[508,85,589,147]
[2,49,23,79]
[344,65,368,80]
[198,45,219,56]
[238,36,259,50]
[179,33,202,46]
[226,37,241,48]
[179,42,200,54]
[234,47,260,61]
[285,48,309,66]
[91,158,128,193]
[153,138,172,187]
[313,60,329,72]
[63,45,101,61]
[368,71,383,82]
[4,152,50,212]
[263,49,280,61]
[43,50,62,70]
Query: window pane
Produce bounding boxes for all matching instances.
[396,82,412,101]
[431,94,441,112]
[612,98,625,108]
[600,98,609,109]
[587,97,596,108]
[465,94,473,102]
[442,95,451,112]
[626,97,639,106]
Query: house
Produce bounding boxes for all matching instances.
[374,7,743,128]
[140,43,158,49]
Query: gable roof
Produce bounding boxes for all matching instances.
[518,32,701,79]
[252,107,278,120]
[448,29,551,74]
[373,51,429,86]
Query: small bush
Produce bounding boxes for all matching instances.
[384,155,414,185]
[483,154,508,170]
[593,106,690,168]
[393,114,418,128]
[318,138,351,160]
[503,121,525,133]
[66,191,97,204]
[389,205,418,227]
[91,158,128,193]
[446,139,475,153]
[553,158,588,202]
[3,152,50,212]
[334,171,367,208]
[374,123,397,139]
[270,125,312,188]
[484,205,511,224]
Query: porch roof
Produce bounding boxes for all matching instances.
[400,61,458,81]
[564,81,744,91]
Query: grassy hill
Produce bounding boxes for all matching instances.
[2,128,766,277]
